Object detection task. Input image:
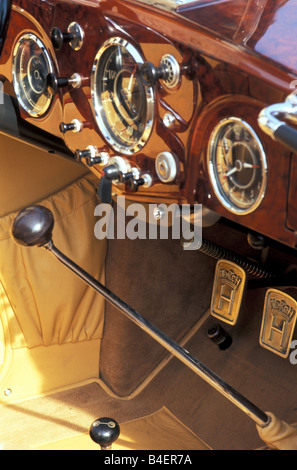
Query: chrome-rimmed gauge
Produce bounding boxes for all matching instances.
[208,118,267,214]
[12,33,54,117]
[91,37,154,155]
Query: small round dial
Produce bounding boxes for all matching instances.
[91,37,154,155]
[208,118,267,214]
[12,34,54,117]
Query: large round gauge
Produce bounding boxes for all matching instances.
[12,34,54,117]
[91,37,154,155]
[208,118,267,214]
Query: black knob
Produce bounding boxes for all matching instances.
[102,164,121,181]
[47,73,69,94]
[60,122,76,133]
[11,205,54,247]
[118,171,134,183]
[125,177,145,192]
[89,417,120,450]
[75,148,91,161]
[75,148,102,167]
[51,27,74,50]
[140,61,169,87]
[208,323,232,350]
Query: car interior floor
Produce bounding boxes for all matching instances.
[1,212,297,450]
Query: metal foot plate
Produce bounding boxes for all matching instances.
[210,260,246,325]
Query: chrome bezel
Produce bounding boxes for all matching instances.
[208,117,267,215]
[91,37,155,155]
[12,33,54,117]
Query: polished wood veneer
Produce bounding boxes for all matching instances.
[2,0,297,248]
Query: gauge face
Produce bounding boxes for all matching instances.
[208,118,267,214]
[91,37,154,155]
[12,34,53,117]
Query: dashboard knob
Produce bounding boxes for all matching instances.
[51,27,74,50]
[75,146,104,166]
[118,171,134,183]
[155,151,178,183]
[125,177,145,192]
[47,73,68,93]
[140,61,169,87]
[47,73,81,94]
[59,119,83,134]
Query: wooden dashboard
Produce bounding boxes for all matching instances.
[1,0,297,249]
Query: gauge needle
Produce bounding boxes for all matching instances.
[225,167,238,177]
[128,65,137,92]
[225,162,259,177]
[243,163,260,169]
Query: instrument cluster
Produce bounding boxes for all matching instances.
[8,0,199,207]
[91,36,155,156]
[7,0,296,249]
[8,5,267,211]
[208,117,267,215]
[12,33,54,117]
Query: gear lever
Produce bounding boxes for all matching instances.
[89,417,120,450]
[11,205,270,429]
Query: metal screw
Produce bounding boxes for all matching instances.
[153,207,164,220]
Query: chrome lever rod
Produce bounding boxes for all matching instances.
[45,239,270,428]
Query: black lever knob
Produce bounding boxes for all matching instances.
[11,205,54,247]
[98,164,121,203]
[89,417,120,450]
[51,27,74,50]
[140,61,169,87]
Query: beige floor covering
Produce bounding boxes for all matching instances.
[34,407,210,450]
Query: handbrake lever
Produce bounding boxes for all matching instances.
[11,204,270,429]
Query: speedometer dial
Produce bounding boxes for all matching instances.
[12,34,54,117]
[91,37,154,155]
[208,118,267,214]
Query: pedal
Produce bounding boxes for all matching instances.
[211,260,246,325]
[259,289,297,358]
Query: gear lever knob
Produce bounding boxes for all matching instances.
[11,205,54,247]
[89,417,120,450]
